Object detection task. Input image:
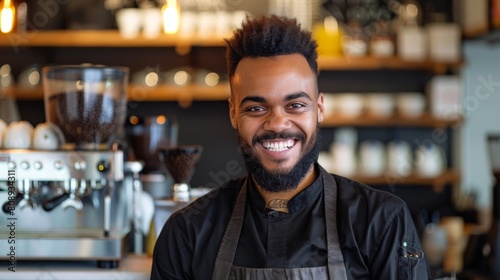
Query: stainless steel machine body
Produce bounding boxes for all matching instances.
[0,149,131,266]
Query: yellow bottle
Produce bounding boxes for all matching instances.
[313,16,342,57]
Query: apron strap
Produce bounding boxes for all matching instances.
[322,168,349,280]
[212,179,248,280]
[212,169,348,280]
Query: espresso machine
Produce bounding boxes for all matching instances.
[0,65,133,268]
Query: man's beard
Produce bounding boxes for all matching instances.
[237,127,321,193]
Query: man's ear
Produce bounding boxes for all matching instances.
[317,92,325,123]
[229,97,237,129]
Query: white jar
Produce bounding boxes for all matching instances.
[330,142,357,177]
[366,93,395,118]
[359,140,386,177]
[336,93,366,118]
[427,22,461,62]
[397,26,427,61]
[387,140,414,177]
[415,143,446,177]
[396,92,426,119]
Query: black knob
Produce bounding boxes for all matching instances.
[96,160,111,173]
[2,193,23,214]
[42,193,70,212]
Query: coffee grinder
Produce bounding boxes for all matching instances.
[126,115,178,199]
[150,145,203,244]
[0,65,132,267]
[158,145,203,202]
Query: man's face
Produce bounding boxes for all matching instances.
[229,54,324,191]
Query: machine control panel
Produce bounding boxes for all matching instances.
[74,160,87,171]
[0,150,124,183]
[20,161,30,170]
[33,161,42,170]
[7,161,16,169]
[97,160,111,173]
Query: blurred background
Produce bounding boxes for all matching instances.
[0,0,500,278]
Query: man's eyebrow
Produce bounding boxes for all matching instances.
[240,96,266,107]
[285,92,312,102]
[239,92,312,107]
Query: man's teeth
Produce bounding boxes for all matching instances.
[262,140,294,151]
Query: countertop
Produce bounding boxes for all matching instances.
[0,254,151,280]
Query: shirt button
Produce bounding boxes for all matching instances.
[268,211,278,217]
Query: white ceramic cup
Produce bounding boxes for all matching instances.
[397,26,427,61]
[142,8,163,39]
[366,93,395,118]
[359,140,386,177]
[427,23,461,62]
[214,10,232,36]
[232,10,248,30]
[197,11,216,38]
[337,93,366,118]
[415,142,446,177]
[116,8,143,39]
[387,140,413,177]
[3,121,34,149]
[397,92,426,118]
[322,93,337,116]
[32,122,64,150]
[330,142,357,176]
[179,11,197,38]
[342,35,368,57]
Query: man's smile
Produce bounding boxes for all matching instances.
[261,139,296,152]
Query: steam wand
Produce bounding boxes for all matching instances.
[18,179,36,210]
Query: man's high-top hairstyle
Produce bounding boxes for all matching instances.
[225,15,318,81]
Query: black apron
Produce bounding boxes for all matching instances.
[212,170,348,280]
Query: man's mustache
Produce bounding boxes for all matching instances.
[252,132,306,146]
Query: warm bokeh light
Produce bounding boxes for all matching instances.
[156,115,166,125]
[173,70,189,86]
[129,115,139,125]
[162,0,180,34]
[0,0,15,34]
[204,72,219,87]
[145,71,159,87]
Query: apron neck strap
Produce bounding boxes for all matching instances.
[322,169,348,279]
[212,178,248,280]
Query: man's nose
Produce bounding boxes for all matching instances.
[263,110,292,132]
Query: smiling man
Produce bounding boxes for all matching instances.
[231,54,322,198]
[151,15,430,280]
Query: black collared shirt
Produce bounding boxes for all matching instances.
[151,165,429,279]
[235,170,326,268]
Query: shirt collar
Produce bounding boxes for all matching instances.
[246,163,324,213]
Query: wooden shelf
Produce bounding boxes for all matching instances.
[13,83,231,101]
[0,30,462,72]
[321,113,462,128]
[0,30,229,48]
[128,84,230,102]
[318,55,462,74]
[349,169,460,191]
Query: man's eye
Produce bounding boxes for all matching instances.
[247,106,265,112]
[289,103,305,109]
